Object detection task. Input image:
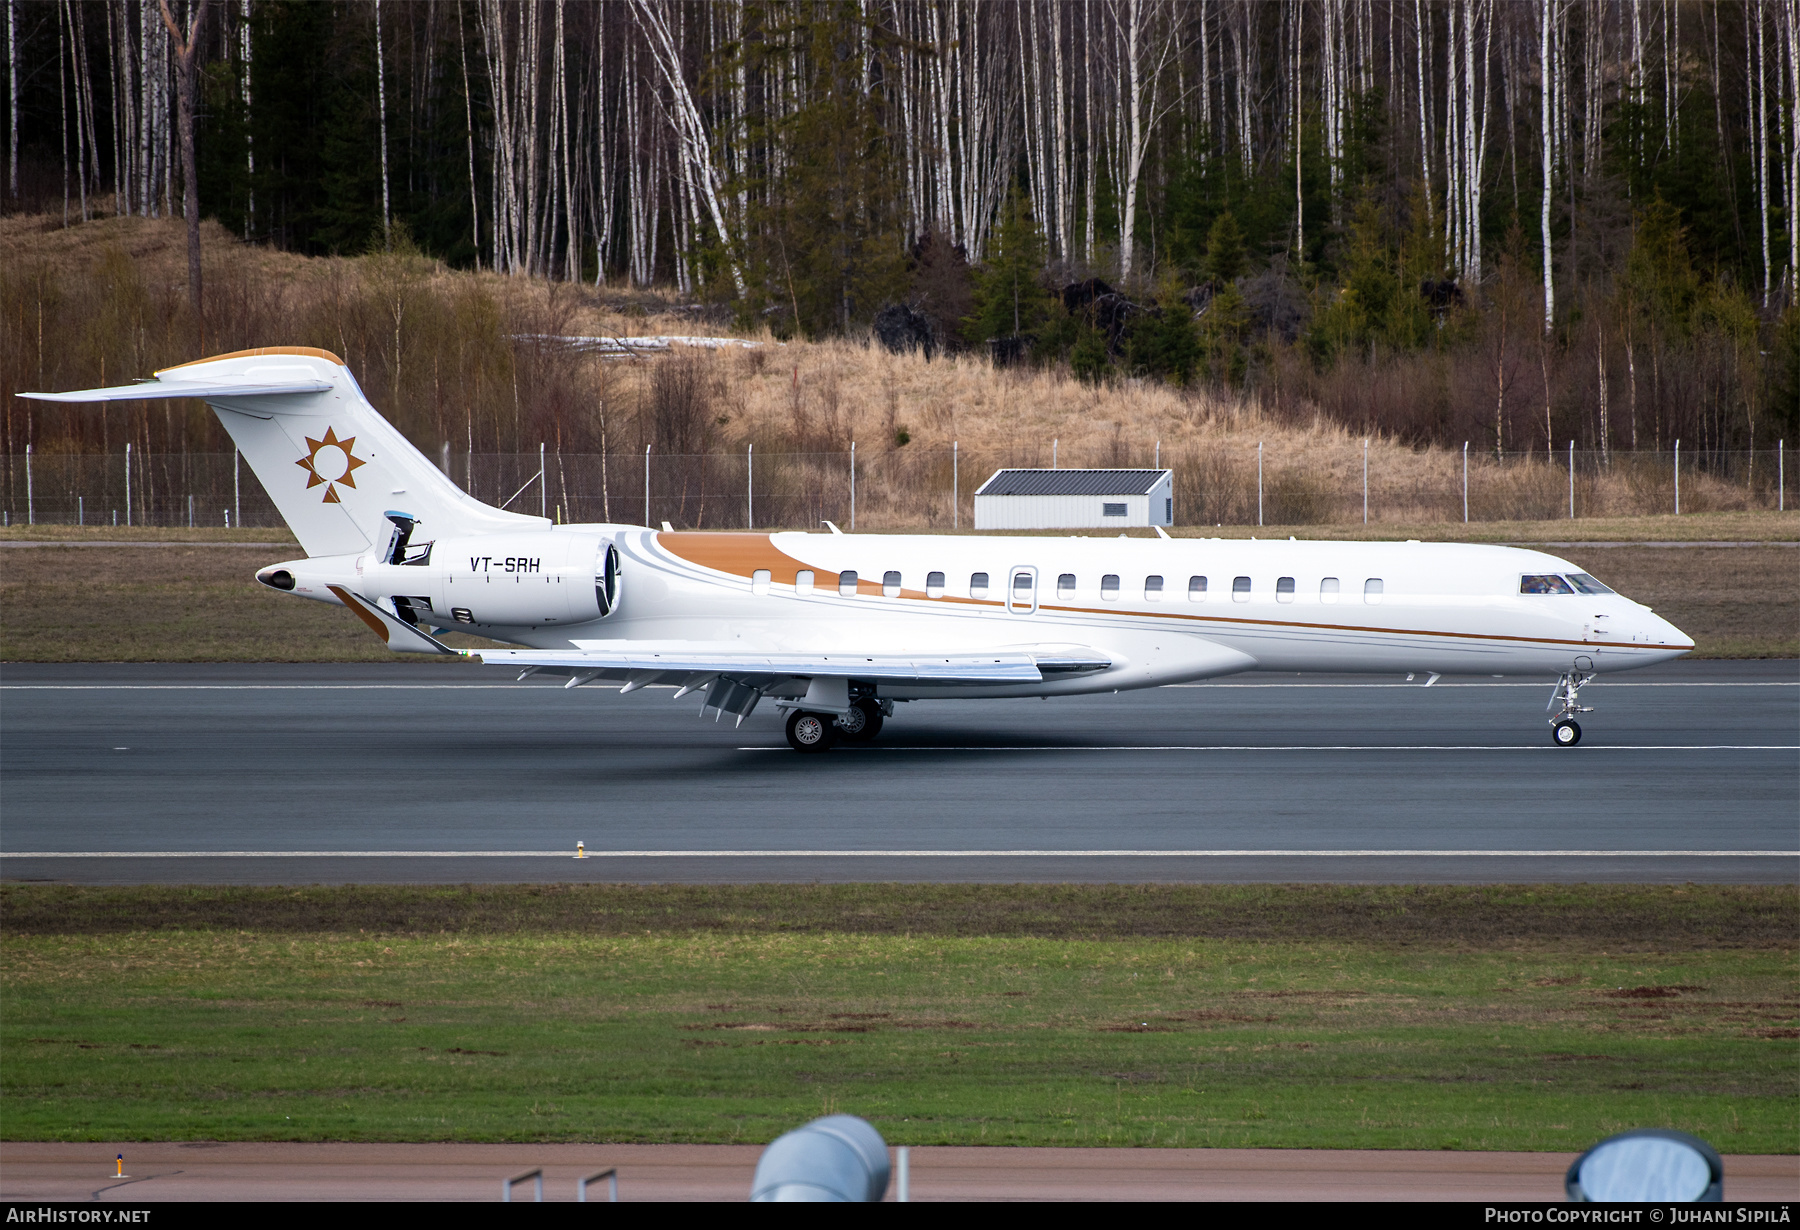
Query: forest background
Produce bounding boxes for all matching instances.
[2,0,1798,525]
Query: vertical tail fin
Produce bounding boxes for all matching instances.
[20,347,546,556]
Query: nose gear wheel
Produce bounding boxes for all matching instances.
[1547,670,1594,746]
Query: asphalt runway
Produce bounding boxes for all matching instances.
[1,659,1794,885]
[4,1142,1796,1202]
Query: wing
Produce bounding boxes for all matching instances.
[473,642,1113,723]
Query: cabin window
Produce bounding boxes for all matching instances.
[969,572,990,599]
[1057,573,1076,599]
[1188,575,1207,602]
[795,569,815,594]
[1232,575,1251,602]
[883,570,902,597]
[1364,577,1385,603]
[1567,572,1614,595]
[1144,575,1164,601]
[751,569,771,596]
[839,570,859,597]
[1320,576,1339,604]
[926,570,945,599]
[1103,502,1127,517]
[1101,574,1120,600]
[1519,574,1572,595]
[1276,576,1295,603]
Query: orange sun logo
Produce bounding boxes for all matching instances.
[296,427,367,503]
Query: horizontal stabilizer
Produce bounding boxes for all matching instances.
[327,585,462,656]
[16,377,334,403]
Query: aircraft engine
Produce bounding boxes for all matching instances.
[357,531,621,630]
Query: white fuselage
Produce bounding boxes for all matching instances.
[268,526,1694,698]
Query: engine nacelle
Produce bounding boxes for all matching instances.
[358,532,620,630]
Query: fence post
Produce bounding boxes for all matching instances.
[953,440,959,530]
[188,493,194,528]
[746,442,753,530]
[125,442,131,527]
[24,444,31,525]
[79,495,83,526]
[539,442,546,518]
[1256,441,1263,527]
[850,441,857,531]
[1155,440,1160,469]
[1779,440,1784,512]
[233,449,241,529]
[1052,438,1058,468]
[1568,440,1575,519]
[1674,438,1680,515]
[644,444,651,528]
[1362,439,1368,525]
[1462,442,1469,523]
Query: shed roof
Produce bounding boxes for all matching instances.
[974,468,1170,497]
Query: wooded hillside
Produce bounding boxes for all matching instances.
[3,1,1797,463]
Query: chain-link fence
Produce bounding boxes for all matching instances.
[0,443,1789,530]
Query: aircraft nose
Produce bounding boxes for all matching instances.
[1647,612,1694,653]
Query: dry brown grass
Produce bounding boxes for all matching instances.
[3,213,1790,533]
[5,883,1792,948]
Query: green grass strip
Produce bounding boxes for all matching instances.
[3,887,1794,1150]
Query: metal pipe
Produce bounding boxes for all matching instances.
[747,442,753,530]
[539,442,546,518]
[850,441,856,531]
[1462,441,1469,522]
[125,442,131,527]
[1257,441,1263,527]
[1362,439,1368,525]
[24,443,31,525]
[1674,438,1680,515]
[644,444,651,527]
[952,440,959,530]
[1568,440,1575,519]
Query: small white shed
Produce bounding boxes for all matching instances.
[973,468,1174,530]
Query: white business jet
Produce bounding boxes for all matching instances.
[23,348,1693,751]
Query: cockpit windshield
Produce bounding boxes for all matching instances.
[1520,574,1575,595]
[1566,572,1613,594]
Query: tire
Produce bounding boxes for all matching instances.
[836,698,885,744]
[1552,719,1582,747]
[785,710,837,753]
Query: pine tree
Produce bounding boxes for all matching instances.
[967,185,1054,344]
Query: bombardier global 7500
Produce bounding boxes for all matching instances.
[23,348,1693,751]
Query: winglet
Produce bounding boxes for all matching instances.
[326,585,462,655]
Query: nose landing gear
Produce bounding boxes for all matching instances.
[1547,670,1594,746]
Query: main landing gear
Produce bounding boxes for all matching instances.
[1547,669,1595,747]
[783,698,889,752]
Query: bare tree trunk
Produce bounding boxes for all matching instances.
[457,0,479,271]
[631,0,745,294]
[1541,0,1554,331]
[6,0,16,198]
[1295,0,1304,264]
[375,0,390,244]
[159,0,209,322]
[1755,0,1770,306]
[1114,0,1175,285]
[241,0,254,237]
